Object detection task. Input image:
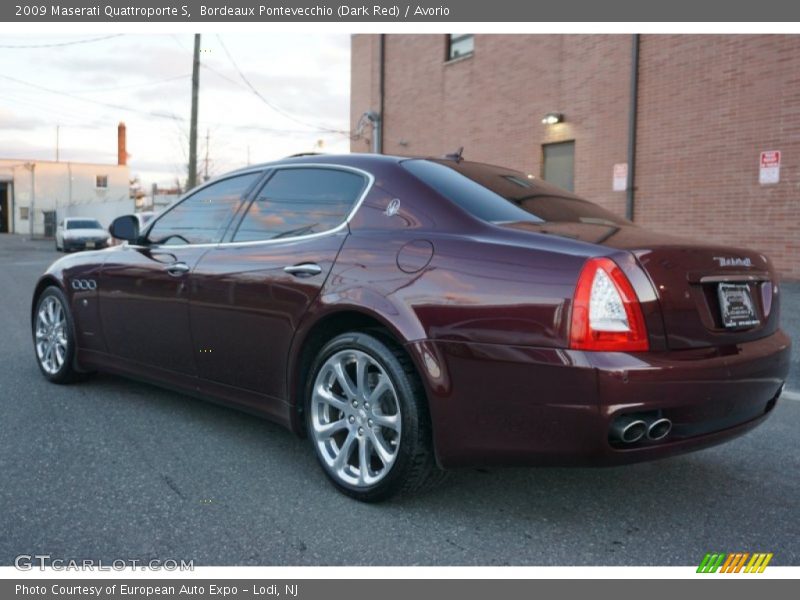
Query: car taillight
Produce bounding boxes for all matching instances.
[569,257,649,352]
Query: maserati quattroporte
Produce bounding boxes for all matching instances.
[31,154,791,501]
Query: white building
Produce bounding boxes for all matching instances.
[0,123,133,236]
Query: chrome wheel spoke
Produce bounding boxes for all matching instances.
[333,361,357,399]
[371,411,400,431]
[44,343,54,369]
[54,343,65,368]
[333,431,357,471]
[355,354,369,400]
[368,373,391,403]
[314,417,347,439]
[357,436,370,484]
[314,384,347,412]
[367,428,395,466]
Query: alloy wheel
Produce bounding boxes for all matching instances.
[310,349,402,487]
[35,296,68,375]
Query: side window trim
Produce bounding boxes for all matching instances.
[227,165,371,245]
[142,169,265,246]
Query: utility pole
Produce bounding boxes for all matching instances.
[24,162,35,236]
[55,125,60,162]
[203,129,210,182]
[187,33,201,190]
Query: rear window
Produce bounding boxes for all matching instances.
[402,159,627,225]
[67,219,102,230]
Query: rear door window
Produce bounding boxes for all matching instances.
[233,167,367,242]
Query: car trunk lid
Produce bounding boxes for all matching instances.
[500,221,779,349]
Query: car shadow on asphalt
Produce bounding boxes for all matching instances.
[83,371,766,515]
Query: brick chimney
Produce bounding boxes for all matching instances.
[117,122,127,166]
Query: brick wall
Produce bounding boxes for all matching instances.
[351,34,800,280]
[635,35,800,279]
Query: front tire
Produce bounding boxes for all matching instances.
[32,286,82,383]
[305,331,444,502]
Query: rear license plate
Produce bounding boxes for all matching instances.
[86,241,95,249]
[717,283,759,328]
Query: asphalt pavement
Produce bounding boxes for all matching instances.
[1,234,798,566]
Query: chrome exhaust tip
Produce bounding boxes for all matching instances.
[610,416,648,444]
[647,417,672,441]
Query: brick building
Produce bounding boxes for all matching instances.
[350,34,800,279]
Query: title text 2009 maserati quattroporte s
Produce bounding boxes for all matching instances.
[32,154,791,501]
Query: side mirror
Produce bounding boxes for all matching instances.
[109,215,141,243]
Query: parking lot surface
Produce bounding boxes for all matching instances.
[1,234,798,565]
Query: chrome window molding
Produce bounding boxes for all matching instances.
[130,164,374,251]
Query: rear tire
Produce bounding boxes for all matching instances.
[305,331,444,502]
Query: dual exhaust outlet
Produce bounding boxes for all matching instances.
[610,413,672,444]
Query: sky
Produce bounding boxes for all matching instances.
[0,33,352,188]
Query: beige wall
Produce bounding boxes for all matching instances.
[0,159,131,235]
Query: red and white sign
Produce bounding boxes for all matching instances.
[612,163,628,191]
[759,150,781,185]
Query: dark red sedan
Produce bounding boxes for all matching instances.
[31,154,791,501]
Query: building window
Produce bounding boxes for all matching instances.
[447,34,474,61]
[19,206,29,220]
[542,141,575,192]
[96,175,108,189]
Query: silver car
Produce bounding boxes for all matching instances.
[55,218,110,252]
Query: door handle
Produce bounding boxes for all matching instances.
[283,263,322,277]
[165,262,190,276]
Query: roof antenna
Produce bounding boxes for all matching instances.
[444,147,464,163]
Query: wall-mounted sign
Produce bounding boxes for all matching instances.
[759,150,781,185]
[612,163,628,191]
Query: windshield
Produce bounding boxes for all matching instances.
[402,159,629,226]
[67,219,102,230]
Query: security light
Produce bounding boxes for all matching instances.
[542,112,564,125]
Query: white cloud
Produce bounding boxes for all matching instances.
[0,33,351,187]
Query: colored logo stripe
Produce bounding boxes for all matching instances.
[697,552,773,573]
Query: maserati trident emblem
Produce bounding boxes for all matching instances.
[385,198,401,217]
[714,256,752,267]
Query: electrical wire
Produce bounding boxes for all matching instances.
[63,74,191,94]
[214,35,351,137]
[0,73,347,137]
[0,34,124,49]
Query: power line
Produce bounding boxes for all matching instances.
[0,73,342,136]
[0,34,124,49]
[63,74,191,94]
[201,62,246,89]
[214,35,350,137]
[0,73,185,121]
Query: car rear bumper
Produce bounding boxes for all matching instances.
[63,239,108,251]
[409,329,791,468]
